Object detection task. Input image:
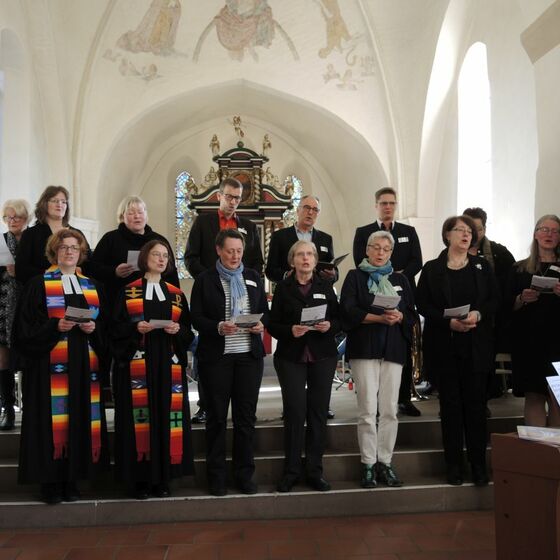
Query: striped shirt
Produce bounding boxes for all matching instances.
[220,278,252,354]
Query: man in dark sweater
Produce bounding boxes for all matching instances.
[353,187,423,416]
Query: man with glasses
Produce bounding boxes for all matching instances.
[185,177,264,423]
[266,194,337,419]
[353,187,423,416]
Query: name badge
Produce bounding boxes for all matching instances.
[320,246,329,252]
[393,285,403,292]
[238,227,247,235]
[550,265,560,273]
[313,293,326,300]
[245,279,257,287]
[398,236,409,243]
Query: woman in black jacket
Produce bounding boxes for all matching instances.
[416,215,499,487]
[340,230,414,489]
[268,240,340,493]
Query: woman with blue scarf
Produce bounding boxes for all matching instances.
[340,230,414,489]
[190,228,268,497]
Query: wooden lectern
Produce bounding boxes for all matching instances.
[492,433,560,559]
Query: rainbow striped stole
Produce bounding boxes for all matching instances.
[124,279,185,464]
[44,267,101,462]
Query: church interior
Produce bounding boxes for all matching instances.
[0,0,559,556]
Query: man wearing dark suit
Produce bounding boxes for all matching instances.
[185,177,264,424]
[266,194,338,418]
[353,187,423,416]
[266,195,337,284]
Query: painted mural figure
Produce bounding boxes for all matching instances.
[118,0,182,56]
[193,0,299,62]
[316,0,352,58]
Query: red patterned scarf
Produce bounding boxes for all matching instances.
[44,267,101,462]
[125,279,185,464]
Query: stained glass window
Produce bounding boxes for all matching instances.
[175,171,197,279]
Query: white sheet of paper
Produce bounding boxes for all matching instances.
[148,319,173,328]
[300,304,327,326]
[64,306,95,323]
[531,275,559,292]
[546,375,560,406]
[443,304,470,319]
[127,250,140,271]
[0,235,14,266]
[372,294,401,310]
[552,362,560,375]
[518,425,560,446]
[232,313,263,329]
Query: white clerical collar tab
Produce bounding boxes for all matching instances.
[62,274,82,295]
[146,282,165,301]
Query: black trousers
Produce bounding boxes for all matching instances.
[199,352,263,486]
[0,369,15,409]
[438,347,487,467]
[275,355,337,479]
[398,347,414,404]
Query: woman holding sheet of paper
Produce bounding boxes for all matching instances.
[506,214,560,427]
[112,239,194,499]
[268,240,340,493]
[340,230,414,490]
[190,228,268,497]
[16,229,109,504]
[0,199,31,430]
[90,196,179,309]
[416,216,498,487]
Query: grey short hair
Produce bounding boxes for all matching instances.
[117,196,147,224]
[298,195,321,209]
[367,230,395,249]
[2,199,31,225]
[287,240,318,266]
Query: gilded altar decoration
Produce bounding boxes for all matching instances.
[193,0,299,62]
[232,116,245,140]
[210,135,220,156]
[262,134,272,157]
[117,0,182,56]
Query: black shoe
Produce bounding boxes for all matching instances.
[236,479,258,495]
[360,464,377,489]
[277,475,298,493]
[63,482,81,502]
[471,464,489,487]
[446,465,464,486]
[191,408,207,424]
[153,483,171,498]
[41,483,62,505]
[134,482,150,500]
[398,401,421,417]
[376,463,403,487]
[306,476,331,492]
[327,409,335,420]
[208,481,227,496]
[0,406,15,431]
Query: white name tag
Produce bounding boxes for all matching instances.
[320,246,329,252]
[398,237,409,243]
[238,227,247,234]
[393,285,403,292]
[550,265,560,273]
[313,293,326,300]
[245,279,257,287]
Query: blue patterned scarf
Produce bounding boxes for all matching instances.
[358,259,398,296]
[216,260,247,318]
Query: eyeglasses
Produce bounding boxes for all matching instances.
[3,215,23,222]
[150,251,169,259]
[451,227,472,235]
[300,205,320,214]
[367,244,392,253]
[536,227,560,235]
[48,198,67,205]
[222,193,242,203]
[58,245,80,253]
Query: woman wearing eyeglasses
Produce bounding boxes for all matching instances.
[340,230,414,489]
[416,215,498,486]
[112,240,194,499]
[16,230,109,504]
[0,199,31,430]
[506,214,560,427]
[16,186,92,285]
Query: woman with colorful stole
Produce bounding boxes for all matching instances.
[112,239,194,499]
[16,229,108,504]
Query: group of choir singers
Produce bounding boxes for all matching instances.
[0,181,558,504]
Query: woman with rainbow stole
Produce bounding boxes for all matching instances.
[112,239,194,499]
[16,229,108,504]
